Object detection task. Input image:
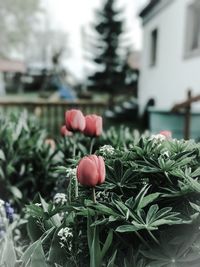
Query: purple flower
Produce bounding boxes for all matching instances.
[4,202,14,223]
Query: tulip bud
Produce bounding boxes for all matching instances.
[83,115,103,137]
[60,125,73,137]
[77,155,105,187]
[65,109,86,132]
[159,130,172,139]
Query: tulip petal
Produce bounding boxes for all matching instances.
[95,116,103,136]
[97,156,105,184]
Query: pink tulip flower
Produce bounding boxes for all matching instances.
[65,109,86,132]
[83,115,103,137]
[77,155,105,187]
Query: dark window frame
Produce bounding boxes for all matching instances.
[150,28,158,66]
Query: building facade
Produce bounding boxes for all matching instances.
[139,0,200,112]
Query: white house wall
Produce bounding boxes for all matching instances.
[139,0,200,113]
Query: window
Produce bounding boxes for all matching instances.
[150,28,158,66]
[185,0,200,56]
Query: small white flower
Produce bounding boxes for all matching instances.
[53,193,67,205]
[66,168,77,178]
[59,241,65,248]
[58,227,73,250]
[99,145,115,156]
[35,203,42,207]
[58,227,73,242]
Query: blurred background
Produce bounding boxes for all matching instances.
[1,0,200,139]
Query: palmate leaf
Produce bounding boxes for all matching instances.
[123,247,147,267]
[164,139,196,154]
[125,185,160,212]
[140,229,200,267]
[136,157,161,173]
[116,204,180,233]
[137,151,195,176]
[161,184,193,198]
[132,138,164,158]
[172,168,200,193]
[105,161,137,189]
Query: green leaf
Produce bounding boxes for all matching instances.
[88,202,119,217]
[134,185,150,210]
[1,234,16,267]
[28,240,47,267]
[90,226,101,267]
[116,224,142,233]
[87,212,93,251]
[190,202,200,212]
[26,204,44,218]
[10,186,22,199]
[107,250,117,267]
[191,167,200,177]
[48,227,67,266]
[114,160,123,181]
[146,204,159,224]
[0,149,5,161]
[137,193,160,210]
[101,230,113,260]
[27,217,44,242]
[21,228,55,265]
[20,240,39,265]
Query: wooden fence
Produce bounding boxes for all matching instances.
[0,100,107,136]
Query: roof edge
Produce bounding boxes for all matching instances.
[139,0,161,18]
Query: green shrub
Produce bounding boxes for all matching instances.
[0,112,61,208]
[25,135,200,266]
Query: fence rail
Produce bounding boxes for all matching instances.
[0,100,107,136]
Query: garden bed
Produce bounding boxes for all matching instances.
[0,111,200,267]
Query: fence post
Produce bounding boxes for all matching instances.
[184,90,191,140]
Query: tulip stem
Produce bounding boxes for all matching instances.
[75,177,78,198]
[89,137,95,154]
[73,134,77,157]
[92,187,96,203]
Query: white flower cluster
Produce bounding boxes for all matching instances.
[99,145,115,156]
[66,167,77,179]
[150,134,166,142]
[58,227,73,249]
[53,193,67,205]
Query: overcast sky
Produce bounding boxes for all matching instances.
[42,0,148,80]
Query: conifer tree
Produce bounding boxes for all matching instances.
[88,0,127,101]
